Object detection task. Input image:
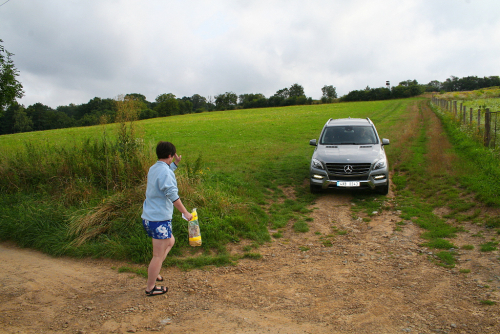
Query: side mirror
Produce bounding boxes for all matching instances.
[382,138,390,145]
[309,139,317,146]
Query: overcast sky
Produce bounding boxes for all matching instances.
[1,0,499,108]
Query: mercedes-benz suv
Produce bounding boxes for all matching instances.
[309,117,390,194]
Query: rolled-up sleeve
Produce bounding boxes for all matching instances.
[159,170,179,203]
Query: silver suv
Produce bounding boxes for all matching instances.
[309,117,390,194]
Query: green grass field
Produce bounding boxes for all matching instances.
[1,97,499,269]
[0,100,406,169]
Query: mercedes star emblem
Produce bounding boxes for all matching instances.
[344,165,353,174]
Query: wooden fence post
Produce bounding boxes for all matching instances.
[484,109,491,147]
[478,109,481,128]
[463,105,466,124]
[469,107,473,124]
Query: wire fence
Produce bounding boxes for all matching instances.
[431,95,499,149]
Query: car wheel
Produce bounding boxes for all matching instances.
[310,184,322,194]
[376,181,389,195]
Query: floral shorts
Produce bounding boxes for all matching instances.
[142,219,172,239]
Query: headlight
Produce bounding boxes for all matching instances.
[311,158,324,170]
[373,159,386,170]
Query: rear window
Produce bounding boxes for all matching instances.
[320,126,378,145]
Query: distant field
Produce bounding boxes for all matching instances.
[0,99,414,171]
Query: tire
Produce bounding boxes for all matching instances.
[376,181,389,195]
[310,184,322,194]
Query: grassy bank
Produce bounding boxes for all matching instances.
[430,103,500,207]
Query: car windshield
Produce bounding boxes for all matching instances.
[320,126,378,145]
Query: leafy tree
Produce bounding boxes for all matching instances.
[139,108,158,120]
[274,88,289,99]
[391,79,424,98]
[0,39,24,117]
[425,80,442,92]
[484,76,500,87]
[269,84,308,107]
[155,93,179,116]
[155,93,176,104]
[321,85,337,103]
[57,103,79,119]
[238,93,267,109]
[25,103,54,131]
[340,89,365,102]
[0,102,19,134]
[398,79,419,87]
[13,106,33,133]
[214,92,237,110]
[73,97,116,122]
[442,76,459,92]
[206,96,216,111]
[191,94,207,112]
[125,93,147,103]
[178,100,193,115]
[288,83,305,97]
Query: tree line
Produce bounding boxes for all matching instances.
[0,82,334,135]
[339,76,500,102]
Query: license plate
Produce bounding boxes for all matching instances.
[337,181,360,187]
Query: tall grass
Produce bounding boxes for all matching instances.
[0,121,150,199]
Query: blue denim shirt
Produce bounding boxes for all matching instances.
[141,161,179,222]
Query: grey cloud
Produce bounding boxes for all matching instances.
[0,0,498,108]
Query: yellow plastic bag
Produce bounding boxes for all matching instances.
[188,208,202,247]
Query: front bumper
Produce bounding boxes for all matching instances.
[310,169,388,190]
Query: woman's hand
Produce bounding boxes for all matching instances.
[184,211,193,221]
[174,153,182,165]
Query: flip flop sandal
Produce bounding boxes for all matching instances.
[145,285,168,296]
[156,275,164,282]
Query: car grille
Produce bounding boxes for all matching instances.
[325,163,371,176]
[332,175,369,181]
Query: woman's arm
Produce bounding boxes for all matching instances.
[173,198,192,221]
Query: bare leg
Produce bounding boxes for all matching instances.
[146,235,175,292]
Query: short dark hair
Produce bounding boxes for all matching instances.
[156,141,176,159]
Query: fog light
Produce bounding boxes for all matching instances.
[374,175,386,180]
[313,174,324,180]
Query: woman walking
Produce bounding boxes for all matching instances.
[141,141,192,296]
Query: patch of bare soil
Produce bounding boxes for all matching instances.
[1,186,500,334]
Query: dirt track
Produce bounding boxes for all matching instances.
[1,188,500,334]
